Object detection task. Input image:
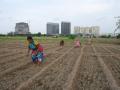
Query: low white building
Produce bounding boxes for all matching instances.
[74,26,100,37]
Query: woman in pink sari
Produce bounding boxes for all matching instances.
[74,40,81,48]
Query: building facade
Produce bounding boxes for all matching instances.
[47,22,59,35]
[74,26,100,37]
[61,22,71,35]
[15,22,29,35]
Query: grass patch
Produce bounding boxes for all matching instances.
[0,36,74,43]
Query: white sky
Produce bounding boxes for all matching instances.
[0,0,120,34]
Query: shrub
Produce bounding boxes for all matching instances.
[68,35,76,39]
[117,34,120,39]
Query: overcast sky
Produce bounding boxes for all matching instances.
[0,0,120,34]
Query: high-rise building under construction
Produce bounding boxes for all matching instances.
[61,22,71,35]
[15,22,29,35]
[47,22,59,35]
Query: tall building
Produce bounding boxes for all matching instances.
[61,22,71,35]
[74,26,100,37]
[47,22,59,35]
[15,22,29,34]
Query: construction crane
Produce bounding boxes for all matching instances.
[114,16,120,36]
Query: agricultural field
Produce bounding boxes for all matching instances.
[0,37,120,90]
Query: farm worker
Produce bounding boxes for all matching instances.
[27,36,45,64]
[74,39,81,48]
[60,40,64,47]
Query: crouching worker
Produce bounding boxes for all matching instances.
[74,39,81,48]
[27,36,44,64]
[60,40,64,48]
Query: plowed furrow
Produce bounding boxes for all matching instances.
[102,56,120,86]
[106,47,120,54]
[0,48,25,55]
[0,54,26,64]
[0,51,24,58]
[18,47,81,90]
[72,55,111,90]
[84,45,94,54]
[0,47,70,90]
[0,46,69,77]
[0,53,60,90]
[0,55,28,72]
[94,46,110,54]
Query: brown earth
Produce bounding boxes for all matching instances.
[0,40,120,90]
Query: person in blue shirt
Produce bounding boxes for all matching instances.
[27,36,44,64]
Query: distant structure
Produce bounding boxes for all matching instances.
[61,22,71,35]
[74,26,100,37]
[47,22,59,35]
[114,16,120,36]
[15,22,29,35]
